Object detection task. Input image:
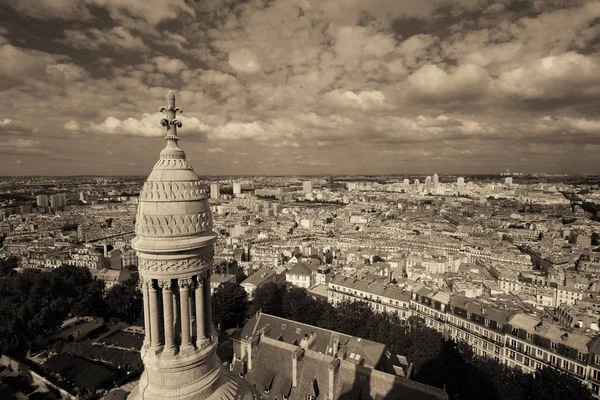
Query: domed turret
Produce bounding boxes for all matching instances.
[128,91,254,400]
[133,90,216,254]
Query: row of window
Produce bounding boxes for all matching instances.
[329,286,408,307]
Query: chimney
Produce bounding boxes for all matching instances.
[259,324,271,337]
[300,331,317,349]
[292,347,305,388]
[247,338,253,371]
[328,358,340,400]
[247,333,261,371]
[333,335,340,357]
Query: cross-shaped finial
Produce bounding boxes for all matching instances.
[159,89,183,140]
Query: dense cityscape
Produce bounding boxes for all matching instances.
[1,171,599,399]
[2,0,600,399]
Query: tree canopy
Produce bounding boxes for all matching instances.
[105,278,142,323]
[0,267,143,356]
[0,266,105,355]
[211,282,248,331]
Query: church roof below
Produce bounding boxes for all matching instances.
[234,313,448,400]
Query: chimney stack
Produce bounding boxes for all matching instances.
[328,358,340,400]
[333,335,340,357]
[292,347,305,388]
[300,331,316,349]
[247,333,261,371]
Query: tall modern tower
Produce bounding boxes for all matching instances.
[129,91,253,400]
[210,183,220,200]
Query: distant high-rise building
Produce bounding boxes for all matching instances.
[233,182,241,196]
[77,225,86,243]
[403,178,410,186]
[457,177,465,186]
[50,193,66,209]
[433,174,439,188]
[273,203,281,215]
[210,183,220,199]
[425,176,432,189]
[303,180,313,194]
[328,175,334,184]
[37,195,49,208]
[414,179,420,186]
[505,177,513,186]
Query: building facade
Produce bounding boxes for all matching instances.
[327,275,600,397]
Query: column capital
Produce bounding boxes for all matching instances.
[197,270,210,283]
[178,277,193,289]
[158,279,172,291]
[147,279,157,291]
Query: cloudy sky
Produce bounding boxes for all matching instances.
[0,0,599,176]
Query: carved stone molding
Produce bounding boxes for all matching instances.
[138,253,213,273]
[153,158,192,170]
[140,181,208,202]
[135,212,213,237]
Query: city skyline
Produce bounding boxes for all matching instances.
[1,0,600,176]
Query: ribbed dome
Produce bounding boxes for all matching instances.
[132,90,216,254]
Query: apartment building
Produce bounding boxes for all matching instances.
[410,285,450,334]
[446,295,511,363]
[328,275,412,319]
[285,263,314,289]
[326,275,600,397]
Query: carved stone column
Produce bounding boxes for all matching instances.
[203,271,213,339]
[195,273,207,346]
[189,293,194,340]
[173,290,179,345]
[148,280,162,350]
[159,279,176,355]
[142,277,151,347]
[179,278,193,350]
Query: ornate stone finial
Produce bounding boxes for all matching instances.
[159,89,183,141]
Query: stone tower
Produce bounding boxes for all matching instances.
[128,91,252,400]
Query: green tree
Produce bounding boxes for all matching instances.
[0,266,103,355]
[73,279,106,316]
[105,279,142,323]
[282,287,330,327]
[211,282,248,330]
[249,283,285,317]
[523,367,594,400]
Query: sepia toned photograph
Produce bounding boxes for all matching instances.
[0,1,599,399]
